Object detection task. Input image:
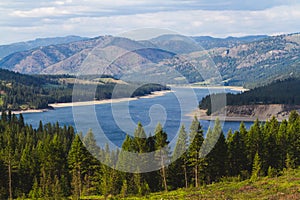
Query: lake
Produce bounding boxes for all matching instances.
[22,87,253,149]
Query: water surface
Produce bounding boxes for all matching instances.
[23,87,253,148]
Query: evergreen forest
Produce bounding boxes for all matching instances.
[1,110,300,199]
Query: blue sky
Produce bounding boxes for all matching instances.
[1,0,299,44]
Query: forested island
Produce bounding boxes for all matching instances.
[1,110,300,199]
[0,69,169,111]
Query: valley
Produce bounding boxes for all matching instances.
[0,32,299,200]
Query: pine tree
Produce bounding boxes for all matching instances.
[117,134,134,172]
[246,119,262,170]
[188,116,204,187]
[0,126,17,200]
[251,152,261,182]
[154,123,169,192]
[263,117,280,172]
[133,122,148,153]
[286,111,300,166]
[68,135,90,199]
[82,130,101,195]
[171,125,189,188]
[83,129,100,157]
[100,144,118,197]
[205,119,228,183]
[277,119,288,170]
[227,129,247,177]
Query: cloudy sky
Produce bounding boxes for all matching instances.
[1,0,300,44]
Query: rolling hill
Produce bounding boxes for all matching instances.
[0,33,299,86]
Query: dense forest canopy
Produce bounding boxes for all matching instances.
[1,111,300,199]
[199,78,300,115]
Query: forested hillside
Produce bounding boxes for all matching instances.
[0,69,169,111]
[199,78,300,115]
[1,111,300,199]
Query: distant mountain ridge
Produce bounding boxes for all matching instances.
[0,33,299,87]
[0,35,87,59]
[192,35,268,49]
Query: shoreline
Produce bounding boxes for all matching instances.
[9,90,172,115]
[10,109,49,115]
[168,85,249,92]
[49,90,172,108]
[187,108,265,122]
[9,86,247,115]
[186,109,263,122]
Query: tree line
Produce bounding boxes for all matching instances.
[199,78,300,115]
[1,111,300,199]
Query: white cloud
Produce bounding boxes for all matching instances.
[0,1,300,44]
[10,5,93,18]
[54,1,66,6]
[11,7,70,18]
[53,4,300,38]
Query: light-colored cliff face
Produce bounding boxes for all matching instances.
[189,104,300,122]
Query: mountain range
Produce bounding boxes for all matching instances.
[0,36,87,60]
[0,33,299,87]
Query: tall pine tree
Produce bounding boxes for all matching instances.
[154,123,169,192]
[188,116,204,187]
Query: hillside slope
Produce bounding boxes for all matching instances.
[0,36,175,77]
[189,33,300,87]
[0,33,299,86]
[120,168,300,200]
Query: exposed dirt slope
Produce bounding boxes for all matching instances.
[190,104,300,121]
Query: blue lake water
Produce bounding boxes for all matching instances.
[22,87,253,149]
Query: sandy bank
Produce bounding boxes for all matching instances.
[49,90,172,108]
[4,90,171,115]
[1,109,49,115]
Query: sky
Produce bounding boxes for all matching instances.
[1,0,300,44]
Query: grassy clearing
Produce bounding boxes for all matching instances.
[83,168,300,200]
